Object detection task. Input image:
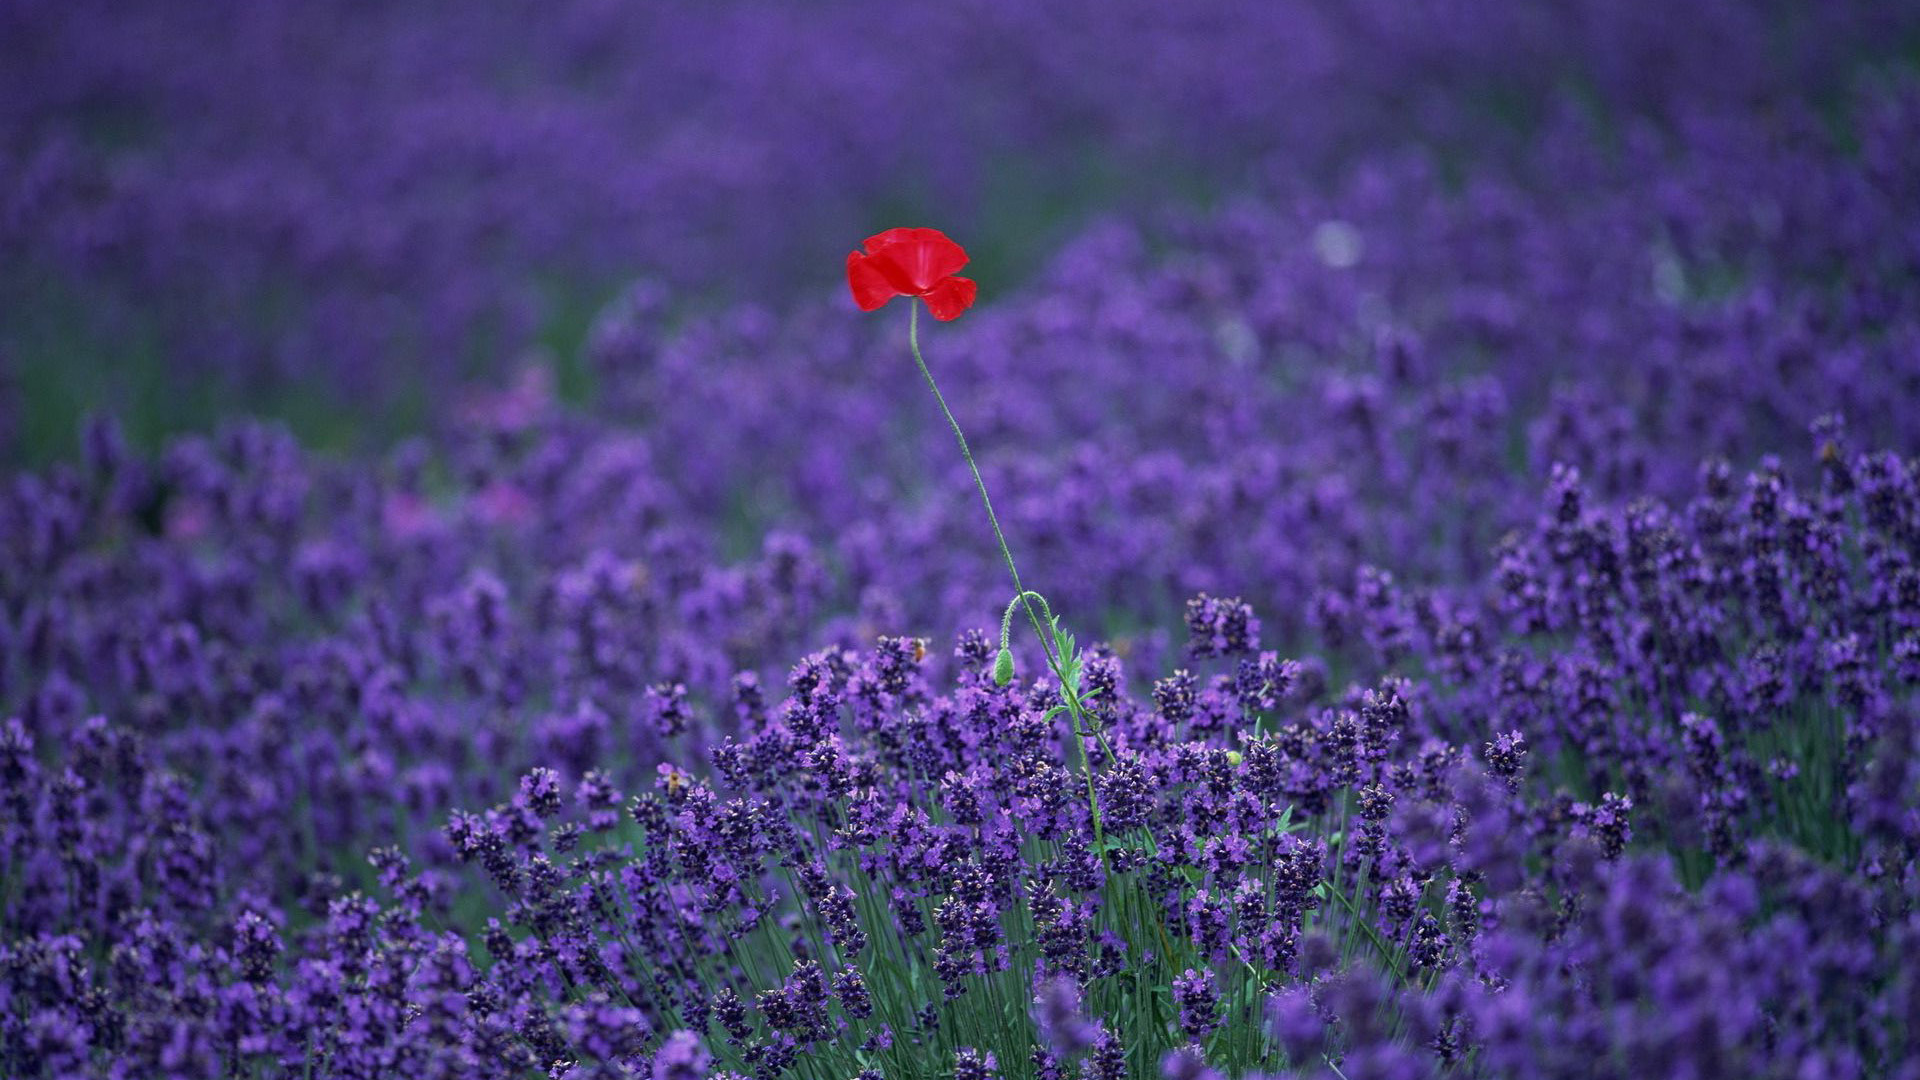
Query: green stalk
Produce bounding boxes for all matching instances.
[906,304,1107,852]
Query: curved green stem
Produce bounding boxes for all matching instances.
[999,590,1054,653]
[908,304,1106,850]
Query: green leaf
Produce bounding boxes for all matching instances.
[1275,803,1297,833]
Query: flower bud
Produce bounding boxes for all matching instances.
[993,648,1015,686]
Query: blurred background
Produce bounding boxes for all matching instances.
[6,0,1916,468]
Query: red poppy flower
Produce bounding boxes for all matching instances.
[846,227,978,321]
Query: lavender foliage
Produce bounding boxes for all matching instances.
[4,3,1920,1078]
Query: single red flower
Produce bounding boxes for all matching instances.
[846,227,978,321]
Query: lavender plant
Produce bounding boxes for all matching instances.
[5,10,1920,1076]
[3,452,1918,1077]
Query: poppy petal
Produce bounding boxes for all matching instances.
[846,250,901,311]
[865,228,969,293]
[863,247,926,297]
[920,275,977,321]
[862,227,928,254]
[862,226,956,256]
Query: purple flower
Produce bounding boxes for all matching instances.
[1172,968,1221,1040]
[1031,976,1099,1057]
[651,1030,711,1080]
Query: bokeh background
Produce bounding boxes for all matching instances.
[6,0,1915,465]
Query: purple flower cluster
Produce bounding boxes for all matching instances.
[4,437,1917,1074]
[5,6,1920,1077]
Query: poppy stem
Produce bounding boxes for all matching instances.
[907,303,1108,851]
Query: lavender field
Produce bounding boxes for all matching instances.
[5,2,1920,1078]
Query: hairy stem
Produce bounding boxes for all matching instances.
[908,303,1106,849]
